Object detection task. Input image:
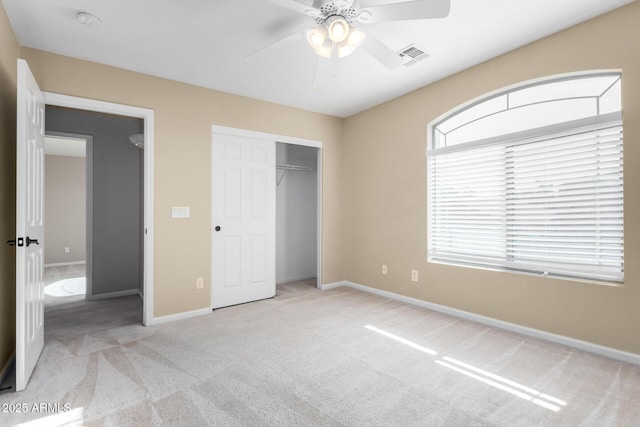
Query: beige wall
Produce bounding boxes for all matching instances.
[342,2,640,354]
[21,47,345,317]
[44,155,86,265]
[0,3,19,376]
[2,1,638,369]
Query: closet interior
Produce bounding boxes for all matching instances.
[275,142,318,285]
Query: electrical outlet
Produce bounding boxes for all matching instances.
[382,264,388,275]
[64,247,70,253]
[411,270,419,282]
[196,277,204,289]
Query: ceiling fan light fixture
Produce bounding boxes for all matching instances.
[337,27,365,58]
[348,28,365,46]
[313,43,333,59]
[336,42,351,58]
[327,17,349,43]
[306,26,328,50]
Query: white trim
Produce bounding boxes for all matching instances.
[328,281,640,366]
[427,69,623,136]
[86,135,94,298]
[0,352,15,388]
[88,289,140,300]
[44,93,154,121]
[44,261,86,268]
[428,113,622,156]
[319,281,348,290]
[212,125,322,148]
[152,308,211,325]
[316,145,323,288]
[43,92,155,327]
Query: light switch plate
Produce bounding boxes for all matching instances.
[172,206,190,218]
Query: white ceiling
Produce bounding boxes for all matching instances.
[2,0,634,118]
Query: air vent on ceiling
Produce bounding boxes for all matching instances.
[397,44,429,67]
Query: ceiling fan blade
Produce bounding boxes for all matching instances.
[245,30,305,59]
[361,32,403,70]
[266,0,322,18]
[359,0,450,24]
[336,0,356,10]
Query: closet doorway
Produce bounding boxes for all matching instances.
[210,126,322,311]
[276,143,319,286]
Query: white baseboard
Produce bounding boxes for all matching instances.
[277,274,317,285]
[327,281,640,366]
[137,289,143,302]
[319,281,348,290]
[0,352,15,387]
[152,308,211,325]
[44,261,86,268]
[88,289,139,300]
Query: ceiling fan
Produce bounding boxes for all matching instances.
[248,0,451,73]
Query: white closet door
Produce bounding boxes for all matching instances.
[211,132,275,308]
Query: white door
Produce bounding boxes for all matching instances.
[211,132,275,309]
[15,59,45,391]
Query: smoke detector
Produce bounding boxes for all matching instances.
[76,11,102,26]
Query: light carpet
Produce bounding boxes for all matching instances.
[1,280,639,426]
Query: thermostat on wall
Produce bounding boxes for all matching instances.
[172,206,190,218]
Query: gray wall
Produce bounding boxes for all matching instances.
[44,155,86,264]
[276,143,317,284]
[46,106,143,297]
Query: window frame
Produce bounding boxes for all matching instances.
[426,70,624,286]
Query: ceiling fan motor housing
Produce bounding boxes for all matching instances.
[313,0,360,24]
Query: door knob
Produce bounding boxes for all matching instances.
[7,237,24,247]
[215,226,221,232]
[26,237,39,247]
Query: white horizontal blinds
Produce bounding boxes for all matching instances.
[429,119,624,282]
[506,121,623,281]
[430,143,507,266]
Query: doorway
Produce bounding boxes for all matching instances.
[43,92,155,326]
[42,108,147,340]
[276,143,319,286]
[12,61,155,392]
[42,132,89,308]
[210,126,323,310]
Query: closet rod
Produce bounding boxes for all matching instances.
[276,164,313,171]
[276,164,313,186]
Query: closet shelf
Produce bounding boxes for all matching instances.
[276,164,313,171]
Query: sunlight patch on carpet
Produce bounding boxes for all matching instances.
[45,277,86,297]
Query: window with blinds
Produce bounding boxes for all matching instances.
[428,72,623,283]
